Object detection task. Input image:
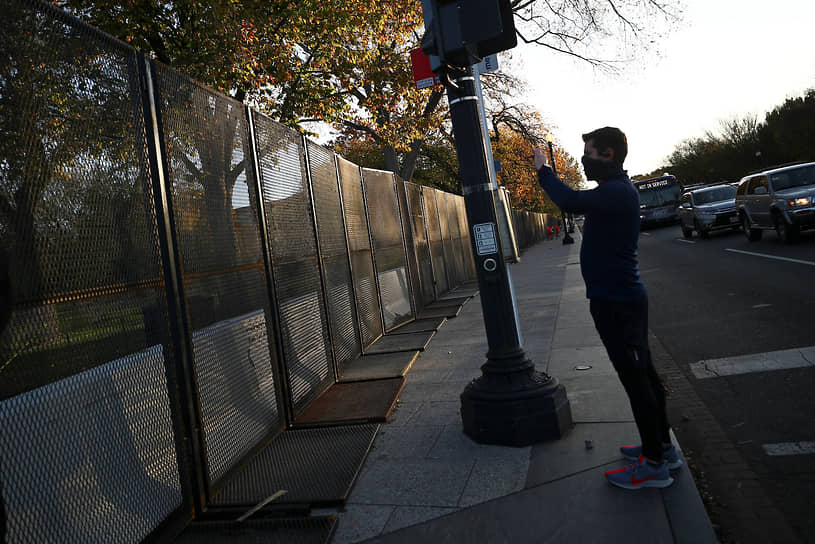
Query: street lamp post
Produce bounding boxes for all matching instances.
[444,68,571,446]
[417,0,571,446]
[545,134,575,245]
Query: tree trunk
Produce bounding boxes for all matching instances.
[383,146,399,174]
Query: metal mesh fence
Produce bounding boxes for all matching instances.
[444,192,462,287]
[438,192,463,288]
[157,67,283,482]
[154,66,282,486]
[512,210,527,249]
[0,2,553,538]
[337,158,382,348]
[0,1,184,541]
[522,212,532,248]
[510,209,550,249]
[306,142,361,375]
[394,177,423,314]
[252,114,334,418]
[422,188,449,298]
[361,169,413,331]
[448,193,468,285]
[455,196,477,281]
[404,183,435,306]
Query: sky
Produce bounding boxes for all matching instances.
[515,0,815,178]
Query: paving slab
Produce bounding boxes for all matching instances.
[547,346,615,377]
[380,506,458,534]
[349,458,474,507]
[551,324,606,350]
[559,374,633,423]
[401,401,461,426]
[458,457,530,508]
[526,421,641,487]
[384,400,423,426]
[394,381,470,404]
[364,461,673,544]
[332,504,394,544]
[366,424,444,460]
[427,424,531,462]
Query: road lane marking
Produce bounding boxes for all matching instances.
[763,441,815,456]
[752,304,772,309]
[725,248,815,266]
[677,239,695,244]
[690,345,815,379]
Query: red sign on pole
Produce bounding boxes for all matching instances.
[410,47,440,90]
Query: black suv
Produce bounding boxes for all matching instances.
[735,162,815,242]
[678,184,739,239]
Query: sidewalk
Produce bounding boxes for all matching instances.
[328,231,717,543]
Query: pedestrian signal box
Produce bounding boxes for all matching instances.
[421,0,517,68]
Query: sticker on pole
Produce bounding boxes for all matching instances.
[473,222,498,256]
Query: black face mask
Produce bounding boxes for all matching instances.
[581,155,620,182]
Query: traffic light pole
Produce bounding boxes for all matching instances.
[446,66,572,446]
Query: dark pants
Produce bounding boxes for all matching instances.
[590,297,670,462]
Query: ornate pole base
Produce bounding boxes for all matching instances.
[461,357,572,447]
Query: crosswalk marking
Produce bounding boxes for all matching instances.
[690,346,815,379]
[763,441,815,456]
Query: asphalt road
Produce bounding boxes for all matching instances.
[637,223,815,543]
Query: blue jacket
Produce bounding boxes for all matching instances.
[537,166,647,301]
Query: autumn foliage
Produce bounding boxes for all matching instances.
[492,130,583,213]
[60,0,592,193]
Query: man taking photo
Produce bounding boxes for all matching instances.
[533,127,681,490]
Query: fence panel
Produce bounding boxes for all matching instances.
[337,158,383,348]
[423,188,450,297]
[252,115,334,418]
[512,210,527,249]
[449,194,470,285]
[455,196,477,280]
[154,66,282,486]
[1,2,185,540]
[306,142,361,376]
[439,192,464,288]
[361,168,413,331]
[394,177,423,314]
[404,183,435,306]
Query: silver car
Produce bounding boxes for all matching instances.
[678,184,740,239]
[735,162,815,242]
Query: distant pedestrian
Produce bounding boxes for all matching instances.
[555,224,561,238]
[533,127,680,490]
[546,226,553,240]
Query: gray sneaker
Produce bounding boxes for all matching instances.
[620,444,683,470]
[606,456,674,490]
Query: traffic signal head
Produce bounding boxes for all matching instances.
[421,0,517,68]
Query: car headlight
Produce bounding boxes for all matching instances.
[787,196,813,207]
